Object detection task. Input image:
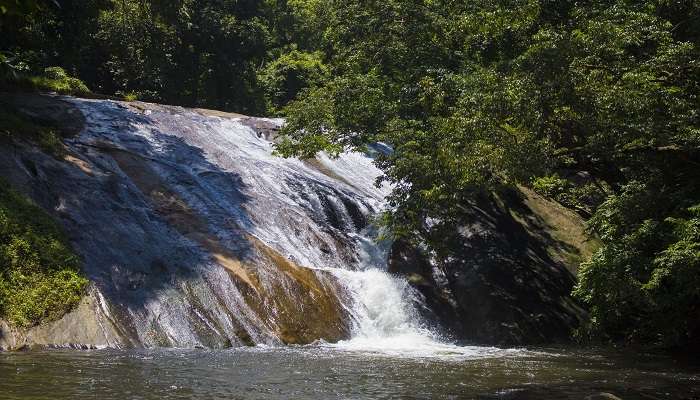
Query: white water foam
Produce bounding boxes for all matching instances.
[324,268,530,359]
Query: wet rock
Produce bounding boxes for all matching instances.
[0,289,124,350]
[0,94,385,349]
[0,92,86,137]
[389,187,592,345]
[238,117,281,141]
[585,393,623,400]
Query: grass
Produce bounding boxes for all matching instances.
[120,91,138,101]
[2,66,92,97]
[0,179,88,328]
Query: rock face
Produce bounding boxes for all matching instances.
[388,188,593,346]
[0,288,122,350]
[0,94,389,349]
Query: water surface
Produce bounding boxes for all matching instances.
[1,345,697,399]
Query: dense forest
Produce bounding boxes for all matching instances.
[1,0,699,350]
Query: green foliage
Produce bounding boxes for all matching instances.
[259,49,328,113]
[0,181,87,327]
[0,0,55,16]
[86,0,275,111]
[532,175,570,200]
[1,65,91,97]
[0,52,29,81]
[29,67,91,95]
[532,174,607,216]
[121,91,138,101]
[1,0,276,113]
[574,182,700,347]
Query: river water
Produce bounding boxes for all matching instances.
[0,345,698,399]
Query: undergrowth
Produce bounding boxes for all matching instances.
[0,180,87,328]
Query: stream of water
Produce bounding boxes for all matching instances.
[1,345,698,399]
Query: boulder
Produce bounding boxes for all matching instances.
[389,187,595,345]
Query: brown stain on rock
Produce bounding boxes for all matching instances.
[106,146,349,344]
[302,158,356,188]
[63,153,93,175]
[244,235,350,344]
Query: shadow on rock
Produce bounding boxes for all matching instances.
[389,187,592,346]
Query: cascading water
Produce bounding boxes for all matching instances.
[1,96,510,356]
[329,268,436,347]
[323,233,506,358]
[139,99,456,353]
[191,106,448,352]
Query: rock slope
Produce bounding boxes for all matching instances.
[0,94,387,349]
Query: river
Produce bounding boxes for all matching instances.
[1,344,698,399]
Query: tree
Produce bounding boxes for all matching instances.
[258,49,328,113]
[276,0,700,348]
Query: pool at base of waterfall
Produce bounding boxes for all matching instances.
[1,345,698,399]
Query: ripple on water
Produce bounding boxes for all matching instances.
[0,346,699,400]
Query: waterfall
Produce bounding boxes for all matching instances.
[212,114,455,353]
[8,96,494,353]
[330,269,433,339]
[198,107,445,349]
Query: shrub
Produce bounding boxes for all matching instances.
[0,180,87,327]
[28,67,91,96]
[574,182,700,348]
[0,52,29,83]
[42,66,68,80]
[258,50,328,113]
[532,174,606,216]
[1,66,92,96]
[121,91,138,101]
[532,174,569,199]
